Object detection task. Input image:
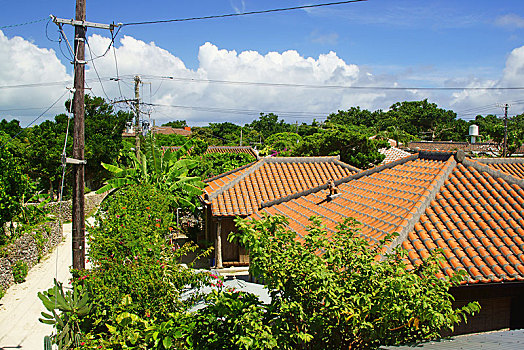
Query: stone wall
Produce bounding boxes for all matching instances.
[0,191,108,292]
[0,221,62,291]
[44,191,108,222]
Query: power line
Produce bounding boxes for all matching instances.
[122,0,367,26]
[112,39,124,99]
[0,106,64,112]
[0,89,69,149]
[0,17,48,29]
[141,75,524,91]
[144,102,329,118]
[6,73,524,92]
[86,38,111,100]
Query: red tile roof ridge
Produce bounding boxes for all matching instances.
[475,157,524,164]
[386,155,458,254]
[463,158,524,189]
[260,153,420,209]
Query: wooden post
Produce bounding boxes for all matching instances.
[134,75,141,159]
[215,218,223,269]
[72,0,86,270]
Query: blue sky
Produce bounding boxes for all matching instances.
[2,0,524,125]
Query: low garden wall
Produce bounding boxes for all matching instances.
[0,191,108,292]
[0,221,62,291]
[44,191,108,223]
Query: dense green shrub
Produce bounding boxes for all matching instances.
[190,152,256,179]
[39,183,213,348]
[0,141,27,234]
[12,260,28,283]
[232,215,480,349]
[188,290,277,349]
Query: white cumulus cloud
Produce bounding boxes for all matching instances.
[85,36,422,125]
[3,31,524,126]
[0,30,71,125]
[451,45,524,118]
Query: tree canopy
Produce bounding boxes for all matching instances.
[231,215,480,349]
[292,124,387,168]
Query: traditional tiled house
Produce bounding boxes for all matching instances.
[250,151,524,334]
[199,156,361,268]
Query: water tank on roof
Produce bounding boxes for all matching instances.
[469,124,479,144]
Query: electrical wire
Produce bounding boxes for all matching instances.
[5,73,524,92]
[143,75,524,91]
[143,102,329,118]
[56,89,73,283]
[86,38,111,101]
[0,89,69,149]
[0,106,64,112]
[45,18,61,43]
[122,0,367,26]
[0,17,48,29]
[84,27,122,62]
[112,40,124,99]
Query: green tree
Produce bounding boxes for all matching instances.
[190,152,256,179]
[248,113,292,140]
[209,122,241,145]
[384,100,458,140]
[292,124,386,168]
[83,95,133,190]
[0,138,27,232]
[474,114,524,156]
[0,119,23,138]
[26,115,70,197]
[260,132,302,157]
[154,133,189,147]
[232,215,480,349]
[162,120,188,128]
[97,140,205,210]
[327,107,380,128]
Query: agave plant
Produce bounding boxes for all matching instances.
[97,139,205,210]
[38,279,91,350]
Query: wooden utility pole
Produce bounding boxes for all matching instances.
[52,9,121,271]
[503,103,508,158]
[134,75,141,159]
[72,0,87,270]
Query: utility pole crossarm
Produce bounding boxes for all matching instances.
[50,15,122,30]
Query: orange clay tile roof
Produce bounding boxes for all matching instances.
[378,147,412,165]
[202,156,361,217]
[250,150,524,285]
[163,146,259,159]
[475,158,524,180]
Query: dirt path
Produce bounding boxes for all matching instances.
[0,222,77,349]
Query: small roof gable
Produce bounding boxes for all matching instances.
[250,151,524,285]
[202,156,361,217]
